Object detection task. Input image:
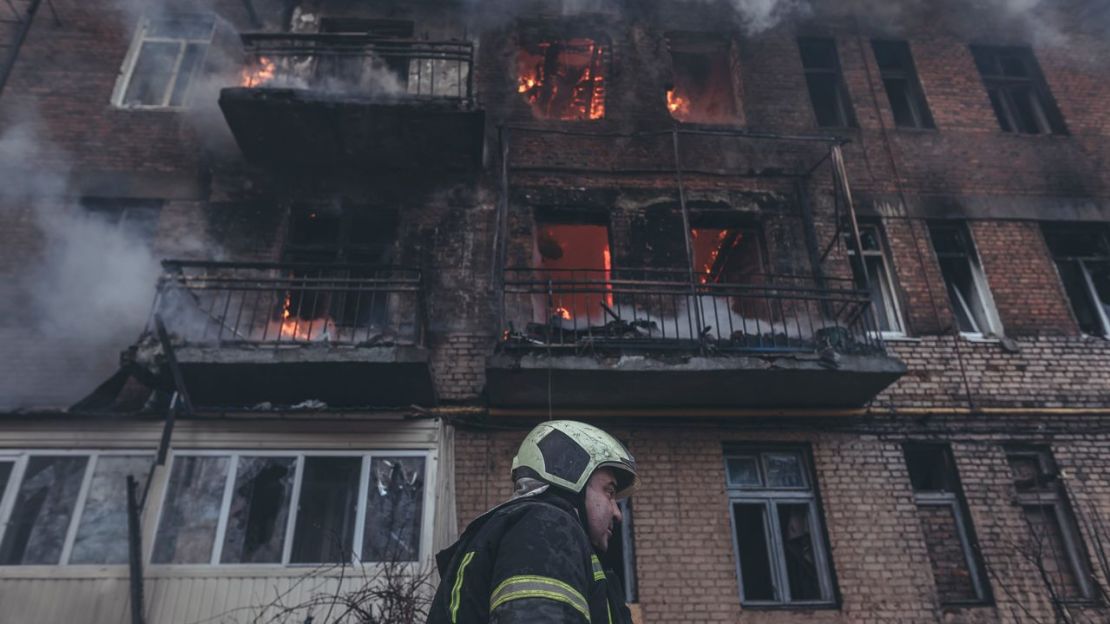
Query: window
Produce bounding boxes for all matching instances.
[928,223,1002,337]
[533,219,613,325]
[517,37,607,120]
[665,33,741,125]
[1042,224,1110,337]
[971,46,1066,135]
[871,40,934,129]
[0,452,152,565]
[152,451,429,565]
[844,223,905,335]
[81,198,163,244]
[903,444,989,604]
[1005,447,1094,601]
[798,37,856,128]
[725,447,836,606]
[115,14,215,108]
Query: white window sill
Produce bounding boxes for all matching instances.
[878,332,919,343]
[960,333,1001,343]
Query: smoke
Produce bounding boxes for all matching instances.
[0,111,162,410]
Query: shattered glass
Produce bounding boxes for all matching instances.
[69,455,152,564]
[0,456,88,565]
[362,456,425,562]
[152,456,229,564]
[221,456,295,564]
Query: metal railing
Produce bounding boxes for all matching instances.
[149,261,424,347]
[500,268,884,355]
[238,33,474,105]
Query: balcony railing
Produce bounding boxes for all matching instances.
[150,261,424,347]
[238,33,474,105]
[500,268,884,355]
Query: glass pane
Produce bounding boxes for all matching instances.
[937,257,987,334]
[221,457,295,564]
[69,455,152,564]
[1086,261,1110,333]
[733,503,775,601]
[798,39,837,69]
[986,89,1013,132]
[362,457,425,562]
[778,503,823,601]
[866,256,900,332]
[883,77,917,128]
[1009,86,1045,134]
[726,456,761,487]
[871,41,905,72]
[904,446,954,493]
[168,43,206,107]
[0,461,12,500]
[1056,261,1104,336]
[0,456,88,564]
[152,456,229,564]
[918,504,980,602]
[1006,454,1051,493]
[805,73,846,127]
[1022,505,1087,600]
[764,453,805,488]
[123,41,180,106]
[291,457,361,564]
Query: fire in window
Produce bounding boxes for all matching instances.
[533,221,612,325]
[665,33,741,125]
[115,14,215,108]
[517,38,607,120]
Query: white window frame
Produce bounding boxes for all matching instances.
[111,14,215,110]
[725,447,836,607]
[150,449,435,567]
[845,222,906,338]
[0,450,153,566]
[929,223,1003,339]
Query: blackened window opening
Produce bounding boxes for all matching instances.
[799,37,857,128]
[928,223,998,336]
[872,40,934,129]
[666,33,740,125]
[971,46,1066,135]
[1042,224,1110,337]
[517,38,607,120]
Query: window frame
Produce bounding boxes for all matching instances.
[902,443,991,605]
[871,39,935,130]
[724,446,837,607]
[150,449,435,567]
[1041,224,1110,338]
[844,221,906,337]
[970,45,1067,136]
[797,37,857,129]
[1004,447,1096,602]
[928,223,1003,339]
[112,14,215,110]
[0,450,153,566]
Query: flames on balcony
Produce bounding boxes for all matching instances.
[517,38,607,120]
[240,56,276,87]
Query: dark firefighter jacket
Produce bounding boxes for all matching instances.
[426,492,632,624]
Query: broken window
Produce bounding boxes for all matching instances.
[0,456,87,565]
[872,40,934,129]
[518,38,607,120]
[972,46,1066,135]
[903,444,989,604]
[665,33,740,125]
[68,455,151,564]
[725,447,836,605]
[81,198,163,244]
[1005,447,1094,601]
[1042,224,1110,337]
[928,223,1001,337]
[533,220,613,325]
[844,222,905,334]
[291,456,362,564]
[363,456,425,562]
[116,14,214,108]
[798,37,856,128]
[152,455,230,564]
[220,456,295,564]
[315,18,413,94]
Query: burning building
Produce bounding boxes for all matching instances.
[1,0,1110,622]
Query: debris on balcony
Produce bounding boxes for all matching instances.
[517,38,607,120]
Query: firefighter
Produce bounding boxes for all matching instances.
[427,420,639,624]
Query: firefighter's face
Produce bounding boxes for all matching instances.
[584,468,622,552]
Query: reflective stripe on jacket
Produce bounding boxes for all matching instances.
[427,493,631,624]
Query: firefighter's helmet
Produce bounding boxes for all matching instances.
[511,420,639,498]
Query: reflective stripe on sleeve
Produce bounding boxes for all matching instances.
[450,551,476,623]
[590,554,605,582]
[489,575,591,621]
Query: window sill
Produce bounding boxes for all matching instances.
[740,600,839,611]
[878,333,920,343]
[960,333,1001,344]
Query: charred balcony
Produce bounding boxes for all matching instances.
[487,269,905,409]
[219,33,484,171]
[127,261,434,408]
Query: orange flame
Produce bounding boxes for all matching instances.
[667,88,690,119]
[517,40,606,121]
[241,56,276,88]
[554,306,572,320]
